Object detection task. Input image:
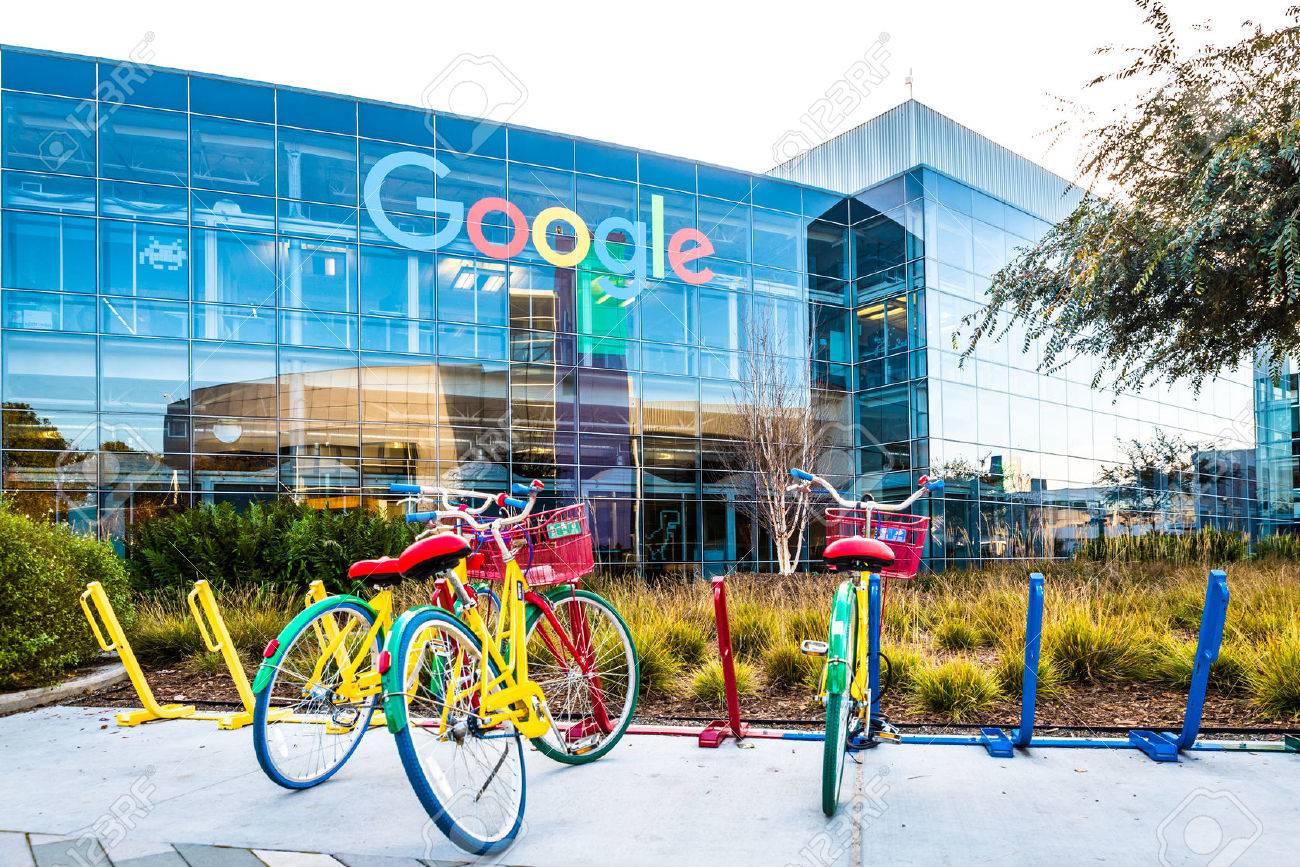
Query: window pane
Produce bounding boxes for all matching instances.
[190,115,275,196]
[697,197,749,262]
[3,289,95,331]
[191,229,276,306]
[2,170,95,214]
[361,316,435,354]
[100,297,188,338]
[100,336,188,412]
[98,180,187,223]
[191,303,275,343]
[752,208,800,270]
[279,347,359,421]
[2,331,97,409]
[98,105,187,186]
[278,127,357,205]
[360,245,434,318]
[2,51,96,98]
[100,220,189,299]
[280,238,356,312]
[190,77,273,123]
[2,210,95,292]
[190,189,275,232]
[190,341,276,416]
[2,91,96,176]
[437,256,507,325]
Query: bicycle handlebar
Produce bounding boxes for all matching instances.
[786,468,943,512]
[398,480,545,561]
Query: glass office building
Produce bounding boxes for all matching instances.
[0,47,1268,572]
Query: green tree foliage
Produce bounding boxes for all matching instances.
[963,3,1300,390]
[0,500,132,689]
[124,499,418,595]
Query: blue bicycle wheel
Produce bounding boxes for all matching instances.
[252,599,380,789]
[389,608,525,856]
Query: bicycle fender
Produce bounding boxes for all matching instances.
[251,593,375,695]
[380,605,441,734]
[825,581,856,695]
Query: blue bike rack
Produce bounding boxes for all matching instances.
[978,572,1045,758]
[1128,569,1229,762]
[868,572,882,720]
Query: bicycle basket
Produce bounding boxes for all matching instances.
[465,503,594,587]
[824,508,929,580]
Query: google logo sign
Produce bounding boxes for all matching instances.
[364,151,715,295]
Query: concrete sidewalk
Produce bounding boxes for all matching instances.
[0,706,1295,866]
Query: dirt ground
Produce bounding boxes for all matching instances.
[59,660,1294,736]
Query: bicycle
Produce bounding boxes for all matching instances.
[378,481,640,855]
[249,488,500,789]
[788,468,943,817]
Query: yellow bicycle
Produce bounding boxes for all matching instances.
[250,491,499,789]
[378,481,639,856]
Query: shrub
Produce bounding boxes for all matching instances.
[0,503,133,689]
[881,644,926,692]
[662,618,711,667]
[763,643,821,691]
[1248,626,1300,719]
[1252,533,1300,561]
[689,658,756,703]
[728,603,778,660]
[933,617,980,651]
[909,659,1003,722]
[1075,528,1249,564]
[786,606,830,643]
[1043,607,1155,683]
[631,628,681,698]
[991,637,1064,697]
[124,499,416,594]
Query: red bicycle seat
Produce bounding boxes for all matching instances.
[823,536,895,572]
[397,534,472,581]
[347,556,403,585]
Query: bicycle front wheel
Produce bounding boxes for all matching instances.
[525,588,639,764]
[390,608,525,857]
[252,599,380,789]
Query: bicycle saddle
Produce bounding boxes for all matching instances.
[822,536,895,572]
[347,556,404,586]
[397,533,472,581]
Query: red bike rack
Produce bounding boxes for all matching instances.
[630,576,791,747]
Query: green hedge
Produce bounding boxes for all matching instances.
[0,501,132,689]
[124,499,417,595]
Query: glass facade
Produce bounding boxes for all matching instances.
[0,46,1270,572]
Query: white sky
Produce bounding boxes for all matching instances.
[0,0,1291,184]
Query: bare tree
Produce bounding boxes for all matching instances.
[723,312,833,575]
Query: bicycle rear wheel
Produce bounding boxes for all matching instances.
[389,608,525,856]
[525,588,639,764]
[252,599,380,789]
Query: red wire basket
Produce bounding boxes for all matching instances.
[824,508,930,580]
[465,503,594,587]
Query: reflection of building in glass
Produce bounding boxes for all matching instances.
[0,47,1275,572]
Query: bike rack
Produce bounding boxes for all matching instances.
[79,581,221,727]
[629,575,791,747]
[187,579,269,730]
[977,572,1045,758]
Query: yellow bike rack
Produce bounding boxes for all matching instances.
[187,580,294,730]
[79,582,224,727]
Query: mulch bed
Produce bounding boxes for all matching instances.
[64,662,1296,737]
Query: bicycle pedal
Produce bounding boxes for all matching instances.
[568,735,600,755]
[800,640,829,656]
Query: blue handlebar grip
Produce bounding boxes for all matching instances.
[511,482,531,496]
[390,483,422,494]
[790,468,814,481]
[502,496,528,510]
[926,479,945,492]
[404,511,438,523]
